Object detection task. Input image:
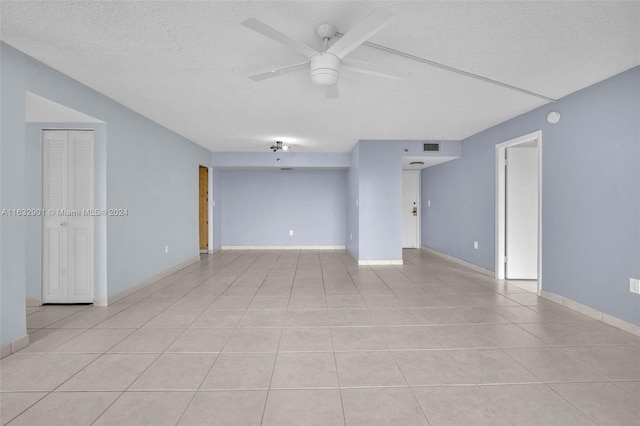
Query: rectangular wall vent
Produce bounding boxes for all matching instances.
[423,143,440,152]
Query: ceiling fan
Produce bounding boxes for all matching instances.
[242,8,401,99]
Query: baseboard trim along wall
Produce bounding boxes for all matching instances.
[221,246,346,250]
[541,290,640,337]
[357,259,403,266]
[94,255,201,306]
[421,246,494,277]
[0,334,29,359]
[422,246,640,338]
[26,297,41,307]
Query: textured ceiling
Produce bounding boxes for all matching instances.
[2,1,638,152]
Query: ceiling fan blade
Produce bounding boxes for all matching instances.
[249,62,309,82]
[242,18,319,59]
[342,58,404,80]
[326,8,393,59]
[325,85,339,99]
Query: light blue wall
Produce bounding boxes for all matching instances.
[211,151,350,249]
[1,44,27,346]
[422,66,640,326]
[420,146,494,268]
[211,166,223,250]
[358,141,403,261]
[347,144,360,258]
[213,152,349,169]
[219,169,347,246]
[105,110,210,297]
[1,43,211,346]
[356,140,461,262]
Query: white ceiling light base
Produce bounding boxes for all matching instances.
[315,22,337,40]
[310,53,340,86]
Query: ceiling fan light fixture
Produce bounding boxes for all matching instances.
[243,8,395,97]
[311,71,338,86]
[310,53,340,86]
[270,141,290,152]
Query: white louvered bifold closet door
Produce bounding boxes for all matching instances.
[43,130,94,303]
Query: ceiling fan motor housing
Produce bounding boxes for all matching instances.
[310,53,340,86]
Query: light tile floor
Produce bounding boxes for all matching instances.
[2,249,639,425]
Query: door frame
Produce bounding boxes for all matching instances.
[208,166,213,252]
[402,170,421,248]
[495,130,542,294]
[198,165,210,253]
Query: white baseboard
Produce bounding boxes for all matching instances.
[358,259,403,266]
[93,297,108,307]
[99,255,201,306]
[346,247,403,266]
[420,246,640,337]
[602,313,640,337]
[26,298,41,307]
[221,245,346,250]
[421,246,494,277]
[0,334,29,359]
[540,290,640,337]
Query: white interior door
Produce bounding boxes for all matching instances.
[402,171,419,248]
[505,146,538,279]
[43,130,94,303]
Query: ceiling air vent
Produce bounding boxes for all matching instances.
[423,143,440,152]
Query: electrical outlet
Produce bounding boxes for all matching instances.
[165,245,169,254]
[474,241,478,250]
[289,230,294,236]
[427,200,431,206]
[630,278,640,294]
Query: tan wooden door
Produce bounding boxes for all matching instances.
[199,166,208,250]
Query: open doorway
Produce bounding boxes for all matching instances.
[495,131,542,295]
[199,165,209,253]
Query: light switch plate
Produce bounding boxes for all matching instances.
[630,278,640,294]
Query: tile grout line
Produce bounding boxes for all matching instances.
[258,248,297,426]
[90,251,246,425]
[392,253,517,424]
[321,250,349,426]
[174,249,279,425]
[377,317,435,425]
[6,249,640,424]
